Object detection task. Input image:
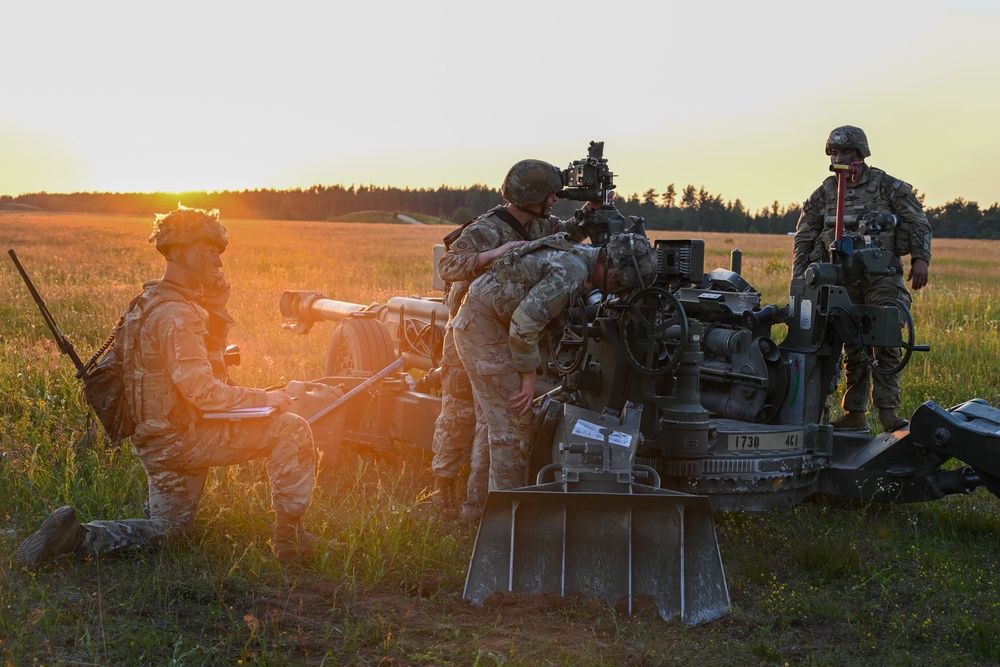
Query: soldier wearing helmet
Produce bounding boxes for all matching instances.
[499,159,566,218]
[432,159,596,520]
[452,232,656,497]
[149,205,229,253]
[793,126,933,434]
[606,231,657,293]
[15,206,327,568]
[824,125,871,159]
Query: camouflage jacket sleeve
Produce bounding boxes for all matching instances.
[152,303,267,411]
[508,258,587,373]
[439,210,590,286]
[886,180,932,264]
[792,181,830,278]
[437,219,505,284]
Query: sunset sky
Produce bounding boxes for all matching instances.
[2,0,997,212]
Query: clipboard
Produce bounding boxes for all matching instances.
[202,406,277,420]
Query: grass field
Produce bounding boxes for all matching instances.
[2,211,1000,666]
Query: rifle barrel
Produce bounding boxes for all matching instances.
[7,248,87,373]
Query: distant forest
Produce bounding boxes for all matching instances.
[3,184,999,239]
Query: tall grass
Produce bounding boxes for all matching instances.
[2,212,999,665]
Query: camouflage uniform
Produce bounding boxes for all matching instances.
[13,207,318,567]
[793,164,932,415]
[76,280,316,556]
[452,235,600,493]
[435,206,586,514]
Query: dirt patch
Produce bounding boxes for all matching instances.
[249,582,672,664]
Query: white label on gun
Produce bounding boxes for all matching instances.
[800,299,813,330]
[572,420,632,447]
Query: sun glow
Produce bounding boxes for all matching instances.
[2,1,998,210]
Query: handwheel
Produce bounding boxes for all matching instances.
[546,296,590,374]
[619,287,688,375]
[863,297,916,376]
[324,317,395,376]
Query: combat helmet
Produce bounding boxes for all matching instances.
[500,159,564,210]
[606,233,657,291]
[148,205,228,256]
[825,125,871,158]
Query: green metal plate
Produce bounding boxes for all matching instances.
[727,430,804,451]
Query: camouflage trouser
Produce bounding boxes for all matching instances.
[79,412,315,556]
[453,307,533,493]
[462,391,491,514]
[430,328,476,479]
[841,273,913,413]
[431,384,476,478]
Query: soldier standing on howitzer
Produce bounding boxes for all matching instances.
[14,206,330,567]
[432,160,595,521]
[793,125,933,433]
[453,232,657,502]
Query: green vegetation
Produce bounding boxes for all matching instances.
[1,213,999,665]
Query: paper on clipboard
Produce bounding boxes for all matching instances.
[202,406,277,420]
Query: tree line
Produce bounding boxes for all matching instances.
[2,185,998,239]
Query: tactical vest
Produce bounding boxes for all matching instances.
[118,285,197,439]
[819,167,911,259]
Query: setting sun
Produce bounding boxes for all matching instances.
[2,0,998,211]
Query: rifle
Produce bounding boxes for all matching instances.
[7,248,92,378]
[8,248,134,442]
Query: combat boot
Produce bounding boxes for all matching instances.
[878,409,909,433]
[432,476,457,515]
[273,513,339,563]
[14,506,85,567]
[831,411,870,433]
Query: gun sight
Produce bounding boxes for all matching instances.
[558,140,616,203]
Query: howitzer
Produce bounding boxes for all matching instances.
[279,141,1000,623]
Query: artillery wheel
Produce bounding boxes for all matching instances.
[546,296,589,374]
[863,297,915,376]
[324,317,395,376]
[620,287,688,376]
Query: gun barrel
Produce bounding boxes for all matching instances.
[280,290,448,329]
[7,248,87,374]
[280,290,449,369]
[385,296,449,325]
[279,290,366,325]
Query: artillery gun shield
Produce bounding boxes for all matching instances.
[464,486,728,624]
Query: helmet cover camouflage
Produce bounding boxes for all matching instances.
[500,159,564,209]
[148,205,228,255]
[606,233,657,291]
[825,125,871,158]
